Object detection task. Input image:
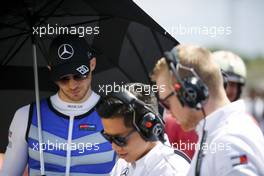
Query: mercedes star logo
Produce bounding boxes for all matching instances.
[58,44,74,60]
[185,88,197,102]
[120,167,129,176]
[152,124,163,136]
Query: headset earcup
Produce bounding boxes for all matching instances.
[110,89,165,141]
[138,112,164,141]
[182,77,209,109]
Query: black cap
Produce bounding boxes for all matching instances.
[49,35,95,81]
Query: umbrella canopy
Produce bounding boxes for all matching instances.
[0,0,177,90]
[0,0,178,153]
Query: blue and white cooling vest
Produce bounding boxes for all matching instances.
[26,98,116,175]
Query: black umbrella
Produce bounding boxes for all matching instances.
[0,0,178,169]
[1,0,178,90]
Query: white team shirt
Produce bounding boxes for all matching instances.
[1,92,100,176]
[188,100,264,176]
[111,142,190,176]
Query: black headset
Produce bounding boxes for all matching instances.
[110,89,165,142]
[164,47,209,109]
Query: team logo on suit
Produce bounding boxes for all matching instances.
[120,167,129,176]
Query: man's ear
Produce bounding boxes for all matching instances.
[90,57,96,72]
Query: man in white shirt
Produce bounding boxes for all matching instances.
[96,83,190,176]
[151,44,264,176]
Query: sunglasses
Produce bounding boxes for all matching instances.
[101,129,136,147]
[58,74,88,84]
[158,92,175,110]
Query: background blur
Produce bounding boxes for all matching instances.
[134,0,264,92]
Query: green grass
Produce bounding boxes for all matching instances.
[245,58,264,89]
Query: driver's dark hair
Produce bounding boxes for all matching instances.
[96,83,158,128]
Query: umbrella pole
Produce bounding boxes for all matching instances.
[32,38,46,175]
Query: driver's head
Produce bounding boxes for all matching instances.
[213,50,247,101]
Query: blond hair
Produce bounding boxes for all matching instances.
[152,44,223,97]
[151,57,171,81]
